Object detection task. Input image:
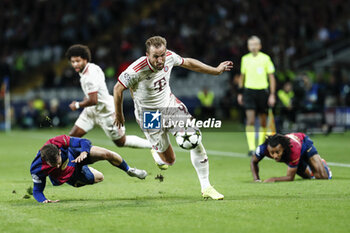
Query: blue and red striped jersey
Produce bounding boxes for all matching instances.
[30,135,92,202]
[255,133,307,168]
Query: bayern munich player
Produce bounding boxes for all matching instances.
[251,133,332,183]
[114,36,233,200]
[66,44,151,149]
[30,135,147,203]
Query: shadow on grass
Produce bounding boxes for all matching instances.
[8,188,349,210]
[240,177,347,184]
[8,194,203,208]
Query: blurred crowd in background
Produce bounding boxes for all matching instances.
[1,0,350,131]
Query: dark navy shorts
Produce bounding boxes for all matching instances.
[67,153,95,188]
[67,164,95,187]
[296,136,318,178]
[301,136,318,159]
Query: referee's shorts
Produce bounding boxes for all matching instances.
[243,88,269,114]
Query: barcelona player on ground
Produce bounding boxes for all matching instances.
[251,133,332,183]
[30,135,147,203]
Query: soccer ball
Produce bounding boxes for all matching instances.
[175,128,202,150]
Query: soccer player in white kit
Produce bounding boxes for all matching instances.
[65,44,151,149]
[114,36,233,200]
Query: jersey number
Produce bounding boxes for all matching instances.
[154,77,167,93]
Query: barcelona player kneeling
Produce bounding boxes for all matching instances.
[251,133,332,183]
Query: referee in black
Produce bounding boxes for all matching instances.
[237,36,276,156]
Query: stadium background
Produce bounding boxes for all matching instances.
[1,0,350,132]
[1,1,350,233]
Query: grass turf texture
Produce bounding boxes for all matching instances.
[1,121,350,233]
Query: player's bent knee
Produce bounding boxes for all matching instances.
[88,166,104,183]
[94,172,104,183]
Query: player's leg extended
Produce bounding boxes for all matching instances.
[101,115,151,148]
[173,127,223,200]
[157,145,176,165]
[190,142,210,190]
[115,135,152,149]
[245,109,256,155]
[308,154,332,179]
[258,113,268,145]
[89,146,147,179]
[150,149,168,170]
[146,130,173,170]
[69,125,87,137]
[190,141,223,200]
[70,109,94,137]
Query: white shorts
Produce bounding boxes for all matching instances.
[135,94,192,152]
[75,107,125,140]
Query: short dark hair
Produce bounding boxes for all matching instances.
[65,44,91,62]
[40,144,59,166]
[265,134,292,159]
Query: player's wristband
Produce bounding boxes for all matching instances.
[238,88,244,94]
[75,102,80,109]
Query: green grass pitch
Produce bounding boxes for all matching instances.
[1,122,350,233]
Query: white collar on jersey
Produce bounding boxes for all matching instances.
[80,63,90,74]
[146,58,155,72]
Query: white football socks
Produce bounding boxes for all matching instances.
[190,142,211,191]
[124,135,152,149]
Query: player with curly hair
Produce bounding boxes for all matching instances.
[251,133,332,182]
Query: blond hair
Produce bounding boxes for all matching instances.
[145,36,167,53]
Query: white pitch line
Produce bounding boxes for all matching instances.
[326,162,350,168]
[174,147,350,168]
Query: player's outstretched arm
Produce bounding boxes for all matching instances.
[181,58,233,75]
[113,82,126,127]
[250,154,262,182]
[263,166,297,183]
[32,178,59,203]
[32,180,47,203]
